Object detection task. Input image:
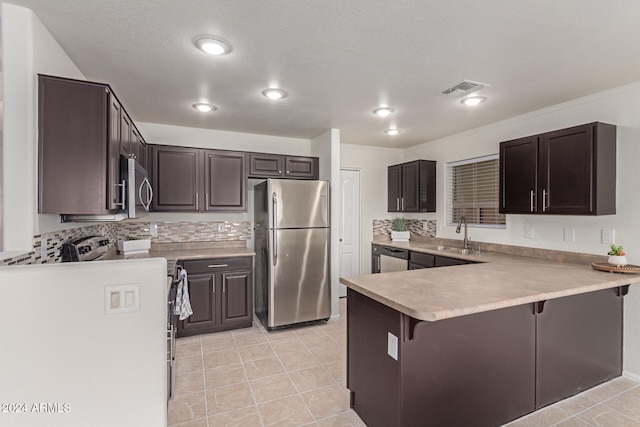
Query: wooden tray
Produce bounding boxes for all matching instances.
[591,262,640,274]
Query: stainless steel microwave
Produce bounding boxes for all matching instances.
[61,157,153,222]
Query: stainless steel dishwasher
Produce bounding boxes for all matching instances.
[378,245,409,272]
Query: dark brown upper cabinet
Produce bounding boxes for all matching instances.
[150,145,201,212]
[387,160,436,213]
[248,153,319,179]
[38,74,149,216]
[500,122,616,215]
[204,150,247,212]
[39,75,121,214]
[108,94,123,211]
[150,145,247,212]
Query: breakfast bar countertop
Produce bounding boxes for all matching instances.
[340,242,640,322]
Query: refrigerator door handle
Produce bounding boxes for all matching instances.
[272,192,278,265]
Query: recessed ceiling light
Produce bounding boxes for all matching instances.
[193,103,217,112]
[460,96,486,106]
[385,129,401,136]
[262,88,288,100]
[373,107,395,117]
[195,37,232,55]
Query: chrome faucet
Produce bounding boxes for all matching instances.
[455,216,471,249]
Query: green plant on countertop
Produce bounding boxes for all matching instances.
[392,217,407,232]
[608,244,625,256]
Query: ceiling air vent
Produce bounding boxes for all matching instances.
[442,80,487,96]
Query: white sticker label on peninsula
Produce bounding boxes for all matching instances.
[387,332,398,360]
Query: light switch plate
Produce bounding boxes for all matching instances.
[601,229,615,245]
[563,228,576,242]
[524,225,535,239]
[387,332,398,361]
[105,284,140,314]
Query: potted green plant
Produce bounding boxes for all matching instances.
[391,217,410,242]
[607,244,627,266]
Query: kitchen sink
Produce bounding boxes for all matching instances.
[435,246,474,255]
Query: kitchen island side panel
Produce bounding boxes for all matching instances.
[400,303,536,427]
[347,289,402,427]
[536,287,623,408]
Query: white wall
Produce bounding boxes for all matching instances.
[340,144,403,274]
[0,259,167,427]
[136,122,313,231]
[1,3,87,253]
[137,122,311,155]
[402,81,640,376]
[311,129,341,318]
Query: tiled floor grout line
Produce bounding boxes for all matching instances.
[262,325,320,423]
[196,335,211,427]
[171,301,358,426]
[562,389,640,427]
[234,333,266,427]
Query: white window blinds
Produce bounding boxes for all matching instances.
[447,155,506,228]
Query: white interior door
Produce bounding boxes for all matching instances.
[339,169,361,297]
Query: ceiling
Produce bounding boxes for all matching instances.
[6,0,640,148]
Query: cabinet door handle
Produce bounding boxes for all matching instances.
[115,180,126,207]
[530,190,535,212]
[206,193,209,209]
[207,264,229,268]
[273,192,278,266]
[401,197,405,211]
[542,189,548,212]
[195,193,199,210]
[396,198,400,211]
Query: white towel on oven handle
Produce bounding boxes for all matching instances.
[175,268,193,321]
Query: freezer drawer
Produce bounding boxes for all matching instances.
[270,179,329,229]
[269,228,330,327]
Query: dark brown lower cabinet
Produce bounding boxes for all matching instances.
[536,288,622,408]
[177,257,253,337]
[179,273,217,333]
[347,286,625,427]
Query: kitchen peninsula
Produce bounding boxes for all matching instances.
[339,244,640,427]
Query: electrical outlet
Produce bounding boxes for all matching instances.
[41,240,47,261]
[387,332,398,360]
[217,223,225,232]
[563,228,576,242]
[150,223,158,236]
[524,225,535,239]
[601,229,615,245]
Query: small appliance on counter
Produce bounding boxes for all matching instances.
[117,238,151,256]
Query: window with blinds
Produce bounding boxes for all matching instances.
[447,154,506,228]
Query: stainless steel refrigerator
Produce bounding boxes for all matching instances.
[254,179,331,329]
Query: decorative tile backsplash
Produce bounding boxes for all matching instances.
[0,220,251,267]
[118,221,252,243]
[373,219,437,237]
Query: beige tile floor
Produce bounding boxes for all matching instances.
[169,298,640,427]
